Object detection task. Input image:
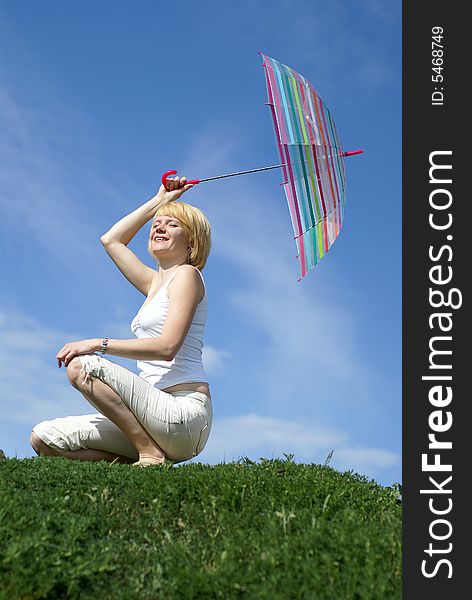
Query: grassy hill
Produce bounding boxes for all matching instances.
[0,455,401,599]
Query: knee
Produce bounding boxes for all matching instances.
[30,431,54,456]
[66,357,83,387]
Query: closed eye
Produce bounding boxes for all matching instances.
[153,222,179,229]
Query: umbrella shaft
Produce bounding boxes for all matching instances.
[198,164,285,183]
[194,150,362,184]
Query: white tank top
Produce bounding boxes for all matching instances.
[130,266,208,389]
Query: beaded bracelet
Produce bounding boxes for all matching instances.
[101,337,109,354]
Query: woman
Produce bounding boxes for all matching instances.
[30,176,212,467]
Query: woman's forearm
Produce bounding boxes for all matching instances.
[99,337,175,362]
[100,194,164,246]
[57,336,175,368]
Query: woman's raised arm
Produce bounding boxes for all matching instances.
[100,178,193,296]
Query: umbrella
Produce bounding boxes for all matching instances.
[162,53,363,280]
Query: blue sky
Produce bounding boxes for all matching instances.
[0,0,401,486]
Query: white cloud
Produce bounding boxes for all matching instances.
[202,345,230,376]
[334,446,399,472]
[204,413,346,459]
[199,412,399,479]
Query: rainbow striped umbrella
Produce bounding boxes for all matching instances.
[162,53,362,280]
[260,53,362,280]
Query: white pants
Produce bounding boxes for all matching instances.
[32,354,212,463]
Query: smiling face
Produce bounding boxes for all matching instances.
[149,215,189,263]
[148,201,211,270]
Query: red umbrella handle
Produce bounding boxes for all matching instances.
[161,170,200,188]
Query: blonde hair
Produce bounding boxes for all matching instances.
[147,201,212,271]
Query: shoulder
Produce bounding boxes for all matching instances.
[174,264,203,284]
[177,264,201,276]
[168,265,205,302]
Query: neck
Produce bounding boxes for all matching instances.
[156,256,187,274]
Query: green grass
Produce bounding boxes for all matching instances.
[0,455,401,599]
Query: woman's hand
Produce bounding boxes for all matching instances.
[56,339,101,368]
[156,176,194,205]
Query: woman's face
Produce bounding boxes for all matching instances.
[149,215,189,261]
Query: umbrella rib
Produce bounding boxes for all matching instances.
[293,202,343,240]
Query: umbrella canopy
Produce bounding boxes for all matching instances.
[162,53,362,281]
[260,53,351,280]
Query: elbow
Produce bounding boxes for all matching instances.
[100,235,127,248]
[162,348,177,362]
[159,340,179,362]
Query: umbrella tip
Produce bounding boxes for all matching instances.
[343,149,364,157]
